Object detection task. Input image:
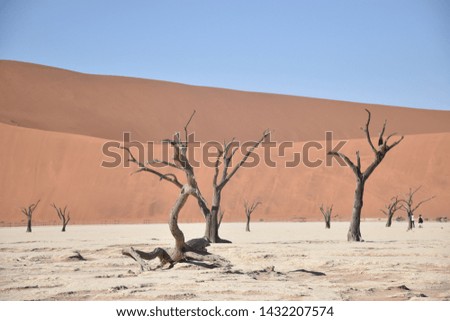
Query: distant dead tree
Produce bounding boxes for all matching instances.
[401,186,435,231]
[51,203,71,232]
[328,109,403,241]
[244,200,261,232]
[319,204,333,229]
[121,111,268,269]
[381,196,401,227]
[20,200,40,233]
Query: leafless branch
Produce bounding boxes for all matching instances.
[412,195,436,212]
[184,110,196,143]
[219,129,270,189]
[328,151,360,176]
[148,159,183,170]
[244,200,262,217]
[122,146,183,189]
[362,109,377,154]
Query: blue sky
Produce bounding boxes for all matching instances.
[0,0,449,110]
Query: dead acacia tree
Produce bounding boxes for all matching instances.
[319,204,333,229]
[381,196,401,227]
[208,131,269,242]
[51,203,71,232]
[401,186,435,231]
[121,111,268,269]
[123,111,269,243]
[20,200,40,233]
[244,200,261,232]
[328,109,403,241]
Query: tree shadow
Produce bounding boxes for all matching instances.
[289,268,326,276]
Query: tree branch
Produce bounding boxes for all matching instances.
[184,110,196,143]
[386,134,404,151]
[219,129,270,189]
[212,147,223,187]
[356,151,361,170]
[244,200,262,217]
[148,159,183,170]
[327,151,361,177]
[362,109,377,154]
[29,200,40,212]
[378,120,387,147]
[122,146,183,189]
[412,195,436,212]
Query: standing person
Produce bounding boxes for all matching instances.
[411,213,415,228]
[418,214,424,228]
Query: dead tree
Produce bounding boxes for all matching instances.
[328,109,403,241]
[207,131,269,242]
[123,110,269,243]
[51,203,71,232]
[401,186,435,230]
[20,200,40,233]
[244,200,261,232]
[121,112,267,269]
[319,204,333,229]
[381,196,401,227]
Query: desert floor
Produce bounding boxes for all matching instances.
[0,221,449,301]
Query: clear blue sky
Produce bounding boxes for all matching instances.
[0,0,449,110]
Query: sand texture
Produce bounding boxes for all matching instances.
[0,222,448,301]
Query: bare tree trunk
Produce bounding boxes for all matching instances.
[245,216,251,232]
[204,214,218,242]
[325,219,331,229]
[204,189,231,243]
[26,218,32,233]
[123,184,227,271]
[169,186,190,262]
[348,179,364,241]
[205,189,220,242]
[62,222,67,232]
[406,210,413,231]
[385,215,393,227]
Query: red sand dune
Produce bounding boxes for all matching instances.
[0,60,449,226]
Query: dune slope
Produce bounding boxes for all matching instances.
[0,61,449,225]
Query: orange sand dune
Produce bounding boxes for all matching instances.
[1,60,449,143]
[0,60,449,226]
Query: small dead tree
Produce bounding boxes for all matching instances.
[401,186,435,231]
[328,109,403,241]
[51,203,71,232]
[244,200,261,232]
[20,200,40,233]
[319,204,333,229]
[381,196,401,227]
[121,112,267,269]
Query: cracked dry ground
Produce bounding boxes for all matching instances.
[0,222,449,300]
